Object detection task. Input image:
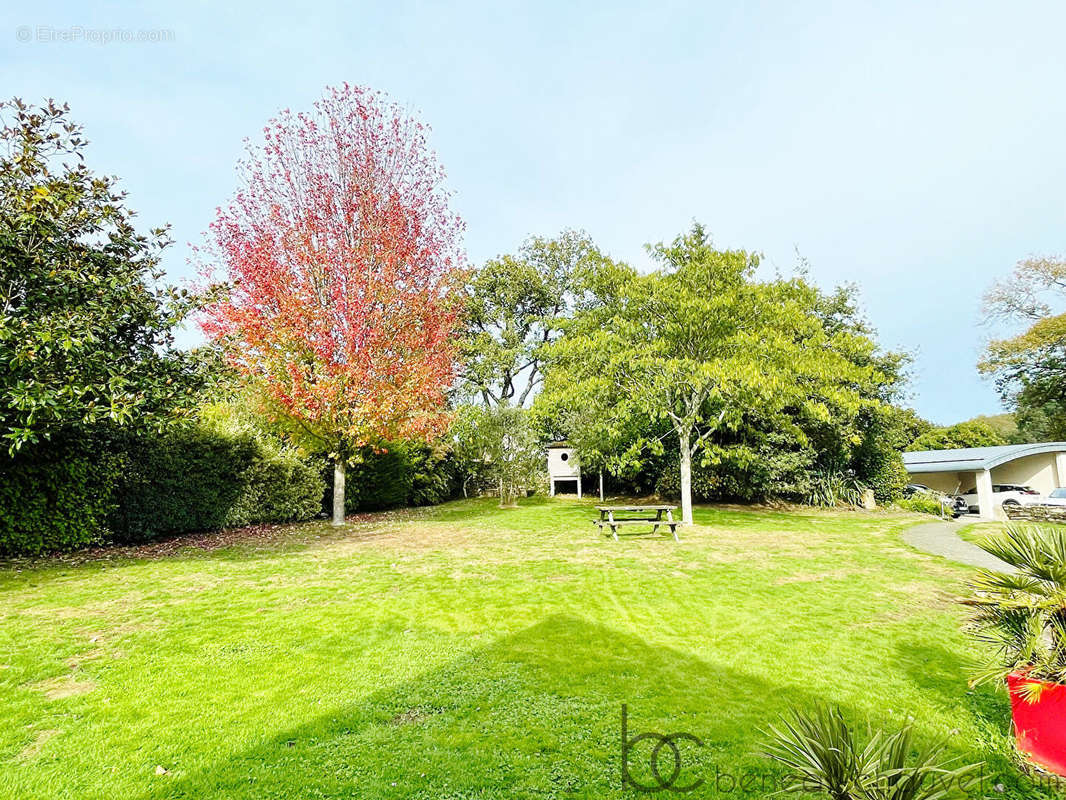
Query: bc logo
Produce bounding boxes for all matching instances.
[621,704,705,793]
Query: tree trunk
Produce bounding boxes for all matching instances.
[332,457,346,526]
[679,430,693,525]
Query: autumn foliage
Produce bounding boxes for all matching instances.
[201,85,464,474]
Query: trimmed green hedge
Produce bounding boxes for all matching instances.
[0,424,326,556]
[0,423,468,556]
[0,434,121,556]
[109,425,325,544]
[108,426,258,543]
[223,449,323,528]
[895,495,947,516]
[324,443,461,515]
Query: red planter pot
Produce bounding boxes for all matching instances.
[1007,671,1066,776]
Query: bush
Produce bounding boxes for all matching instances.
[325,442,461,515]
[0,433,122,556]
[0,420,327,554]
[805,468,866,508]
[895,495,946,516]
[856,449,908,505]
[0,413,455,556]
[653,442,815,503]
[763,704,979,799]
[108,426,257,543]
[967,525,1066,686]
[110,425,325,543]
[222,447,324,528]
[407,445,461,506]
[344,447,412,512]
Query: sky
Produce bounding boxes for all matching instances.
[3,1,1065,425]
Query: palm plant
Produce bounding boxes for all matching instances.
[762,705,979,800]
[806,468,867,508]
[964,524,1066,688]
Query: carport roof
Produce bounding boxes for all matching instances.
[902,442,1066,474]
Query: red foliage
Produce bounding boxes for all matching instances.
[201,84,464,450]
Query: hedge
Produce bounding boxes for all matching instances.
[0,424,326,556]
[109,425,325,543]
[0,433,121,556]
[324,443,462,515]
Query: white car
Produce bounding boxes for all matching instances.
[958,483,1041,515]
[1034,487,1066,507]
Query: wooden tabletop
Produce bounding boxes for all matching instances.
[596,505,677,511]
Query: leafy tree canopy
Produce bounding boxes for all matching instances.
[0,98,204,452]
[906,420,1007,451]
[200,85,463,523]
[450,403,543,507]
[459,230,603,407]
[980,254,1066,441]
[539,223,899,522]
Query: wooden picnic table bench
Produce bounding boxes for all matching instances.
[594,505,680,542]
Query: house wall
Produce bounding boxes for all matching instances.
[908,471,969,494]
[991,453,1061,494]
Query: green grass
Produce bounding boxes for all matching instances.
[0,497,1057,799]
[957,521,1004,545]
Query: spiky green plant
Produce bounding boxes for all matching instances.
[964,524,1066,687]
[806,469,867,508]
[762,705,980,800]
[762,705,863,799]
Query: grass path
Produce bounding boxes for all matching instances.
[0,498,1056,798]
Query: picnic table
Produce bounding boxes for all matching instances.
[594,505,680,542]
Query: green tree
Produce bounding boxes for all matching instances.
[460,230,601,407]
[450,403,542,507]
[542,224,883,524]
[0,99,202,452]
[1013,399,1066,442]
[964,412,1019,441]
[906,420,1007,451]
[980,255,1066,441]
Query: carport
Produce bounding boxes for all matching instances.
[902,442,1066,520]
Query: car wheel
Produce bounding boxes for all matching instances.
[1003,499,1020,506]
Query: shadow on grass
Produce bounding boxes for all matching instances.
[891,639,1056,799]
[134,615,1011,800]
[893,640,1012,733]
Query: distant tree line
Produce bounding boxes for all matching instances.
[9,89,1027,555]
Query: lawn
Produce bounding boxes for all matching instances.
[0,498,1056,799]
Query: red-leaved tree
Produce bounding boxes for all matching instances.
[201,84,464,524]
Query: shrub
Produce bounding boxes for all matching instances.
[344,447,412,512]
[109,425,326,543]
[851,407,912,504]
[965,525,1066,686]
[653,443,814,503]
[407,445,461,506]
[222,447,324,528]
[328,442,461,514]
[0,433,122,556]
[762,704,979,799]
[854,445,907,504]
[805,468,866,508]
[894,495,946,516]
[108,426,259,542]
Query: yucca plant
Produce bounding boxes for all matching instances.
[762,705,980,800]
[806,468,867,508]
[964,524,1066,687]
